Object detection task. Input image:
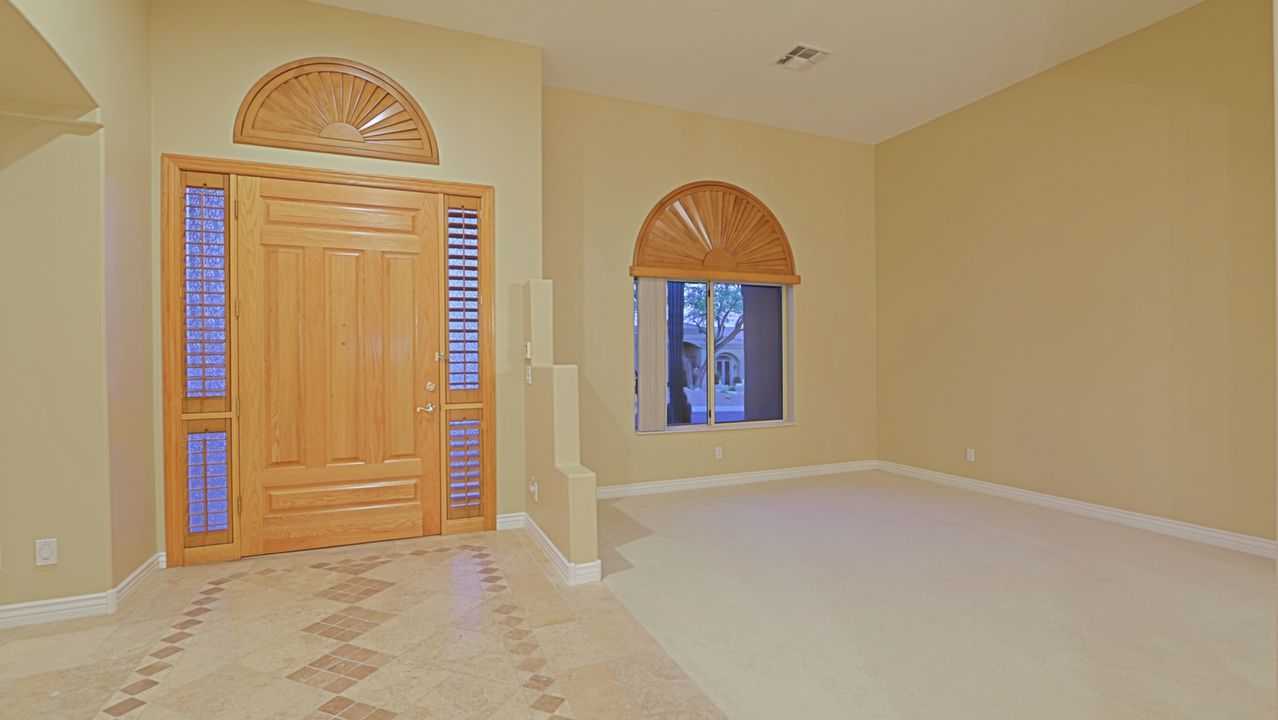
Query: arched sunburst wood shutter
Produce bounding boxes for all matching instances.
[234,57,439,164]
[631,181,800,284]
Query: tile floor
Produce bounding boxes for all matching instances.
[0,529,723,720]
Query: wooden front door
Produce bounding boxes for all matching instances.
[236,175,442,555]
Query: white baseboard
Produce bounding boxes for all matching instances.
[107,551,164,612]
[0,591,111,630]
[6,457,1268,629]
[496,512,527,531]
[520,512,602,585]
[596,460,878,499]
[879,462,1277,559]
[0,552,165,630]
[593,459,1275,559]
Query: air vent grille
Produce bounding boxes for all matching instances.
[775,44,830,72]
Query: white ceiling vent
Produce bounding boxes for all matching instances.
[775,44,830,72]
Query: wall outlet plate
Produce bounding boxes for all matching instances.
[966,448,976,462]
[35,538,57,566]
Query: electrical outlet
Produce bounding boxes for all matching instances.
[524,366,533,385]
[966,448,976,463]
[35,538,57,566]
[714,447,723,460]
[529,475,539,503]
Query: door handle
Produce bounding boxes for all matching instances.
[416,404,436,414]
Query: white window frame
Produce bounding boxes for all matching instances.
[635,277,795,434]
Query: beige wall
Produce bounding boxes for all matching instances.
[524,365,600,564]
[0,0,153,605]
[149,0,543,529]
[2,0,542,606]
[542,87,877,487]
[0,129,113,604]
[523,280,599,564]
[3,0,1271,608]
[877,0,1276,538]
[84,0,155,589]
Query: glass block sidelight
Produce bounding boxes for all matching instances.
[183,186,229,404]
[186,429,230,537]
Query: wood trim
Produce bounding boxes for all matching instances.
[161,154,496,564]
[438,190,496,534]
[182,544,241,566]
[479,187,496,532]
[632,181,801,285]
[443,515,487,536]
[233,57,439,164]
[629,265,801,286]
[163,155,488,197]
[161,158,185,566]
[163,164,242,566]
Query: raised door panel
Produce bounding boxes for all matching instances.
[263,246,306,468]
[383,253,421,462]
[322,249,367,466]
[238,175,441,555]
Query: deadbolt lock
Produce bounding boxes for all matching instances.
[425,381,436,392]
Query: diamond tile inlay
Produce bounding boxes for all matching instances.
[288,643,393,694]
[63,535,729,720]
[303,605,395,642]
[316,577,395,604]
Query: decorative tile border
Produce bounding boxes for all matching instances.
[94,541,578,720]
[97,572,249,718]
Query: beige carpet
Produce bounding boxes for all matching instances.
[598,470,1275,720]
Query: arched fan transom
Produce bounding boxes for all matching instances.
[631,181,799,284]
[234,57,439,165]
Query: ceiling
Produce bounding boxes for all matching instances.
[312,0,1203,143]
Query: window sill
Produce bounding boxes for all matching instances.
[636,419,795,435]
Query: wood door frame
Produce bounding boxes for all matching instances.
[162,154,497,567]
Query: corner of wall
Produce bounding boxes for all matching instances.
[522,280,600,578]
